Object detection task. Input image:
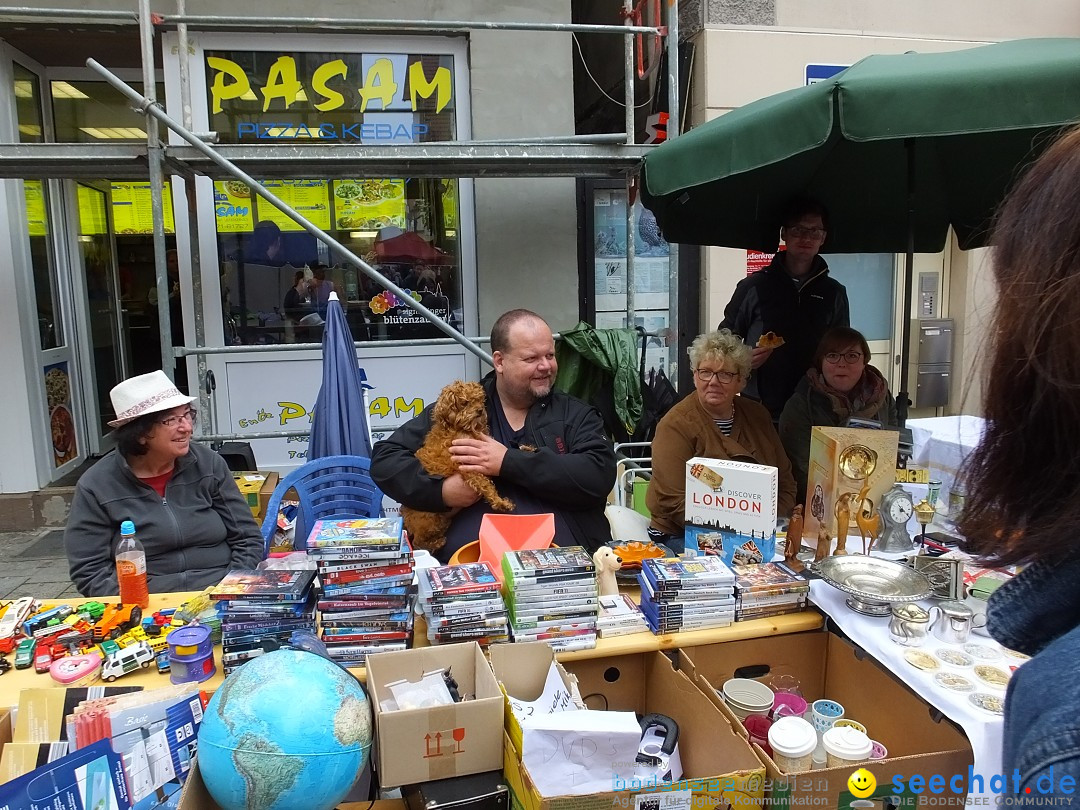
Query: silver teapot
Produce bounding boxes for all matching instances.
[929,600,986,644]
[889,603,931,647]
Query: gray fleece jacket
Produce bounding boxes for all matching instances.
[64,441,264,597]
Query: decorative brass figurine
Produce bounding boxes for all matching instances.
[833,493,852,555]
[913,497,937,548]
[785,504,805,572]
[814,525,833,563]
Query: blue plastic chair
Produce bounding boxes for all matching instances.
[259,454,384,556]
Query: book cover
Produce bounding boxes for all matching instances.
[684,457,778,536]
[306,517,403,548]
[210,568,316,601]
[0,739,132,810]
[502,546,594,583]
[731,562,810,595]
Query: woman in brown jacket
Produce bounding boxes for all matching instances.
[645,329,796,548]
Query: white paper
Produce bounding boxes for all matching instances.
[521,709,641,797]
[242,474,265,482]
[507,661,576,724]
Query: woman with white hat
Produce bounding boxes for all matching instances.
[64,370,263,596]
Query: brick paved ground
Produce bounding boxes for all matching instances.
[0,530,78,600]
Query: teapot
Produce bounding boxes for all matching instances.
[888,603,930,647]
[929,600,986,644]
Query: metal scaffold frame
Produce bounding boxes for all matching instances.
[0,2,681,445]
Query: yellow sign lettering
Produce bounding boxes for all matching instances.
[369,396,391,419]
[207,56,251,115]
[394,396,423,418]
[278,401,308,425]
[262,56,303,112]
[358,58,398,112]
[408,61,451,113]
[312,59,348,112]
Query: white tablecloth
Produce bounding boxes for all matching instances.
[810,580,1008,798]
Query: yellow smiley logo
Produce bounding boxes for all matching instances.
[848,768,876,798]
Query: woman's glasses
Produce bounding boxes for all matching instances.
[824,352,864,365]
[694,368,740,384]
[158,408,197,428]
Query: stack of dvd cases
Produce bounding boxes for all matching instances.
[731,562,810,621]
[637,556,736,634]
[307,517,415,667]
[502,547,599,651]
[209,568,317,674]
[418,562,509,646]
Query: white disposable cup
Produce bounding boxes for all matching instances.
[767,717,818,774]
[823,725,873,767]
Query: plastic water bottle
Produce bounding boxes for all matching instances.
[116,520,149,608]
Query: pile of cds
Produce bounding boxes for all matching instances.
[638,556,736,634]
[731,562,810,621]
[418,562,509,646]
[503,547,598,651]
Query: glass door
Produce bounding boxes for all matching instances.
[74,181,127,446]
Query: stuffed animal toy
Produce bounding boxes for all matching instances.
[593,546,623,597]
[401,380,514,551]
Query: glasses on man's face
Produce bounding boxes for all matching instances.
[824,352,864,366]
[787,225,826,239]
[158,408,197,428]
[695,368,739,384]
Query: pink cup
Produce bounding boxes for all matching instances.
[771,691,808,720]
[743,714,774,757]
[870,740,888,760]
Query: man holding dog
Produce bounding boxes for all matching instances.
[371,309,616,562]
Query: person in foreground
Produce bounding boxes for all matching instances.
[65,370,264,596]
[778,327,898,503]
[719,197,849,421]
[371,309,616,562]
[957,125,1080,793]
[646,329,795,548]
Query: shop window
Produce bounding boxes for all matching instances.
[51,80,165,143]
[204,48,462,345]
[215,177,461,346]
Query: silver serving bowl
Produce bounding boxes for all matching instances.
[813,555,933,616]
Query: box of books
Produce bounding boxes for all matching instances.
[805,426,899,540]
[683,457,778,563]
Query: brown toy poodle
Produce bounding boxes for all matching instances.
[402,380,515,551]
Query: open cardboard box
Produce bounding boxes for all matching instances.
[504,650,766,810]
[679,632,974,808]
[489,641,585,757]
[366,641,504,788]
[177,757,401,810]
[231,470,279,523]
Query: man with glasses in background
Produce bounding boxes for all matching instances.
[719,197,849,422]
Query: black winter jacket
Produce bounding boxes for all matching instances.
[64,441,264,597]
[370,374,616,558]
[719,253,849,420]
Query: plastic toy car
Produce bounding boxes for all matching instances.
[93,604,142,642]
[0,656,10,674]
[14,637,36,669]
[101,640,154,681]
[155,650,171,674]
[34,649,52,673]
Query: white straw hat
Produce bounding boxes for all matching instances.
[108,370,196,428]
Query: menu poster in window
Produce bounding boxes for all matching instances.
[257,180,331,232]
[44,361,77,467]
[77,186,108,235]
[214,180,255,233]
[333,179,406,231]
[112,181,176,234]
[24,180,47,237]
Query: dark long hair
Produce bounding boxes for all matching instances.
[958,124,1080,566]
[113,413,160,458]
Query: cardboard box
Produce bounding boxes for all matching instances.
[805,427,899,539]
[366,642,504,788]
[231,470,279,523]
[489,641,585,757]
[679,632,973,808]
[177,757,399,810]
[504,651,766,810]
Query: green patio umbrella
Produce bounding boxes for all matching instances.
[640,37,1080,419]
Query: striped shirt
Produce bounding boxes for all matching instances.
[714,416,734,436]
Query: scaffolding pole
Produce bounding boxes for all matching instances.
[158,14,661,35]
[87,59,494,367]
[666,0,681,380]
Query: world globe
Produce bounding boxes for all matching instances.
[198,649,373,810]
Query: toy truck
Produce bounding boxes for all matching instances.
[101,640,154,681]
[93,604,142,642]
[14,637,36,669]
